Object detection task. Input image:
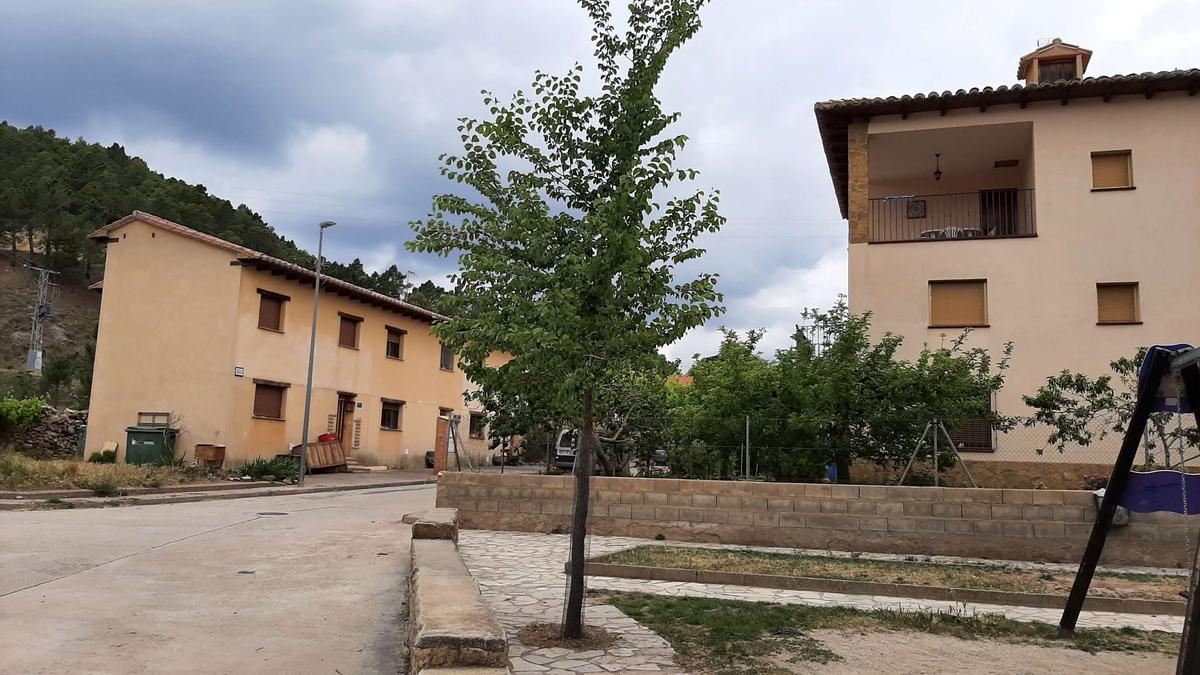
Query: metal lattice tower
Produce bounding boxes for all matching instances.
[25,264,60,376]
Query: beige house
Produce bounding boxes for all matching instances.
[816,41,1200,460]
[86,211,494,469]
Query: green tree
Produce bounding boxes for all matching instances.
[408,0,723,637]
[1023,348,1199,466]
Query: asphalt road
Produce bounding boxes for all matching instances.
[0,483,438,674]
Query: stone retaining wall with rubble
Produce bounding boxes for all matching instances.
[436,473,1196,567]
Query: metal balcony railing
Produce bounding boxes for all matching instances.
[868,189,1036,243]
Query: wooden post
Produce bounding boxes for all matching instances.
[1058,346,1171,637]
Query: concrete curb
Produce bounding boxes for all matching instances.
[582,561,1186,617]
[0,481,276,500]
[0,478,435,511]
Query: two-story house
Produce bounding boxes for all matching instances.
[85,211,496,469]
[815,40,1200,461]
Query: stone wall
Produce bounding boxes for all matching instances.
[436,473,1196,567]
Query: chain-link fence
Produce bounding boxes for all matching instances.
[512,412,1200,490]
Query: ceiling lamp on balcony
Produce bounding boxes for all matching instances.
[933,153,943,181]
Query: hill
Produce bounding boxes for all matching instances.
[0,122,451,406]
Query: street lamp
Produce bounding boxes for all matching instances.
[298,220,336,486]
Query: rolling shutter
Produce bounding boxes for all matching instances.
[258,295,282,330]
[929,280,987,327]
[1097,283,1139,324]
[253,384,284,418]
[1091,152,1132,189]
[339,316,359,348]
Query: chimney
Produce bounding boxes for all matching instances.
[1017,38,1093,85]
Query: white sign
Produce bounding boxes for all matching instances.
[233,366,245,377]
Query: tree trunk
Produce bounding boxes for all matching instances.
[563,388,596,639]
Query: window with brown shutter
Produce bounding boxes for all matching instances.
[1091,151,1132,190]
[440,344,455,371]
[929,280,987,328]
[338,314,361,348]
[386,327,406,359]
[253,382,286,419]
[256,289,288,332]
[1097,283,1140,324]
[1037,58,1077,82]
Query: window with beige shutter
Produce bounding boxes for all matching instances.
[1097,283,1139,324]
[929,280,987,328]
[1091,151,1132,189]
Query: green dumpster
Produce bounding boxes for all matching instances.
[125,426,180,465]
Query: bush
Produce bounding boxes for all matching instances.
[0,396,45,432]
[87,450,117,464]
[79,474,121,497]
[240,456,299,481]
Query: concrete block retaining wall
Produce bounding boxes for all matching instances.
[436,473,1198,567]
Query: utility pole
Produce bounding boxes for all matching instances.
[299,221,336,486]
[24,263,59,376]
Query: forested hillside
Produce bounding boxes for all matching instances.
[0,122,450,406]
[0,122,450,305]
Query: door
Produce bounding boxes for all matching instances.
[433,408,452,472]
[336,395,356,456]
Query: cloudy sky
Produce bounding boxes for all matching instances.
[2,0,1196,363]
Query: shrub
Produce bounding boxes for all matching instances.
[0,396,45,432]
[240,456,299,481]
[80,474,121,497]
[88,450,117,464]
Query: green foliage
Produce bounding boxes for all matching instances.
[239,456,299,481]
[666,301,1013,481]
[87,449,117,464]
[0,395,44,431]
[1023,347,1200,465]
[407,0,724,469]
[79,473,120,496]
[0,122,450,302]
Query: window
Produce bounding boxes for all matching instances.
[1097,283,1140,325]
[257,289,288,331]
[1037,58,1077,82]
[949,399,995,453]
[380,400,404,430]
[929,280,987,328]
[252,380,288,419]
[1091,151,1133,190]
[386,327,406,359]
[469,412,486,439]
[440,344,455,371]
[338,313,362,348]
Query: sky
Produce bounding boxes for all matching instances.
[2,0,1197,364]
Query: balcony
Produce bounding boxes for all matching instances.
[866,121,1036,244]
[868,189,1037,243]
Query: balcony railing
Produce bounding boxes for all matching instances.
[868,189,1036,243]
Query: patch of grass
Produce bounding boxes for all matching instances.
[596,591,1178,675]
[593,546,1184,601]
[0,453,222,491]
[38,497,75,509]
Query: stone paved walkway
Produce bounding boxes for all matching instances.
[458,529,1184,673]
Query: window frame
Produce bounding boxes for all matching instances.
[928,279,989,329]
[469,412,486,439]
[256,289,289,333]
[948,395,996,453]
[338,312,363,349]
[1090,150,1134,191]
[252,379,290,420]
[1096,282,1141,325]
[385,326,406,360]
[439,344,455,372]
[380,399,404,431]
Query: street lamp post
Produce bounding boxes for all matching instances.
[298,220,336,486]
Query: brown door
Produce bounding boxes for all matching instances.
[336,395,356,456]
[433,408,452,472]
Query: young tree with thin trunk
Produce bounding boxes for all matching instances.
[408,0,723,638]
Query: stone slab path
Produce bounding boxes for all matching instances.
[458,529,1184,674]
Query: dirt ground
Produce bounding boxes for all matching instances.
[784,629,1175,674]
